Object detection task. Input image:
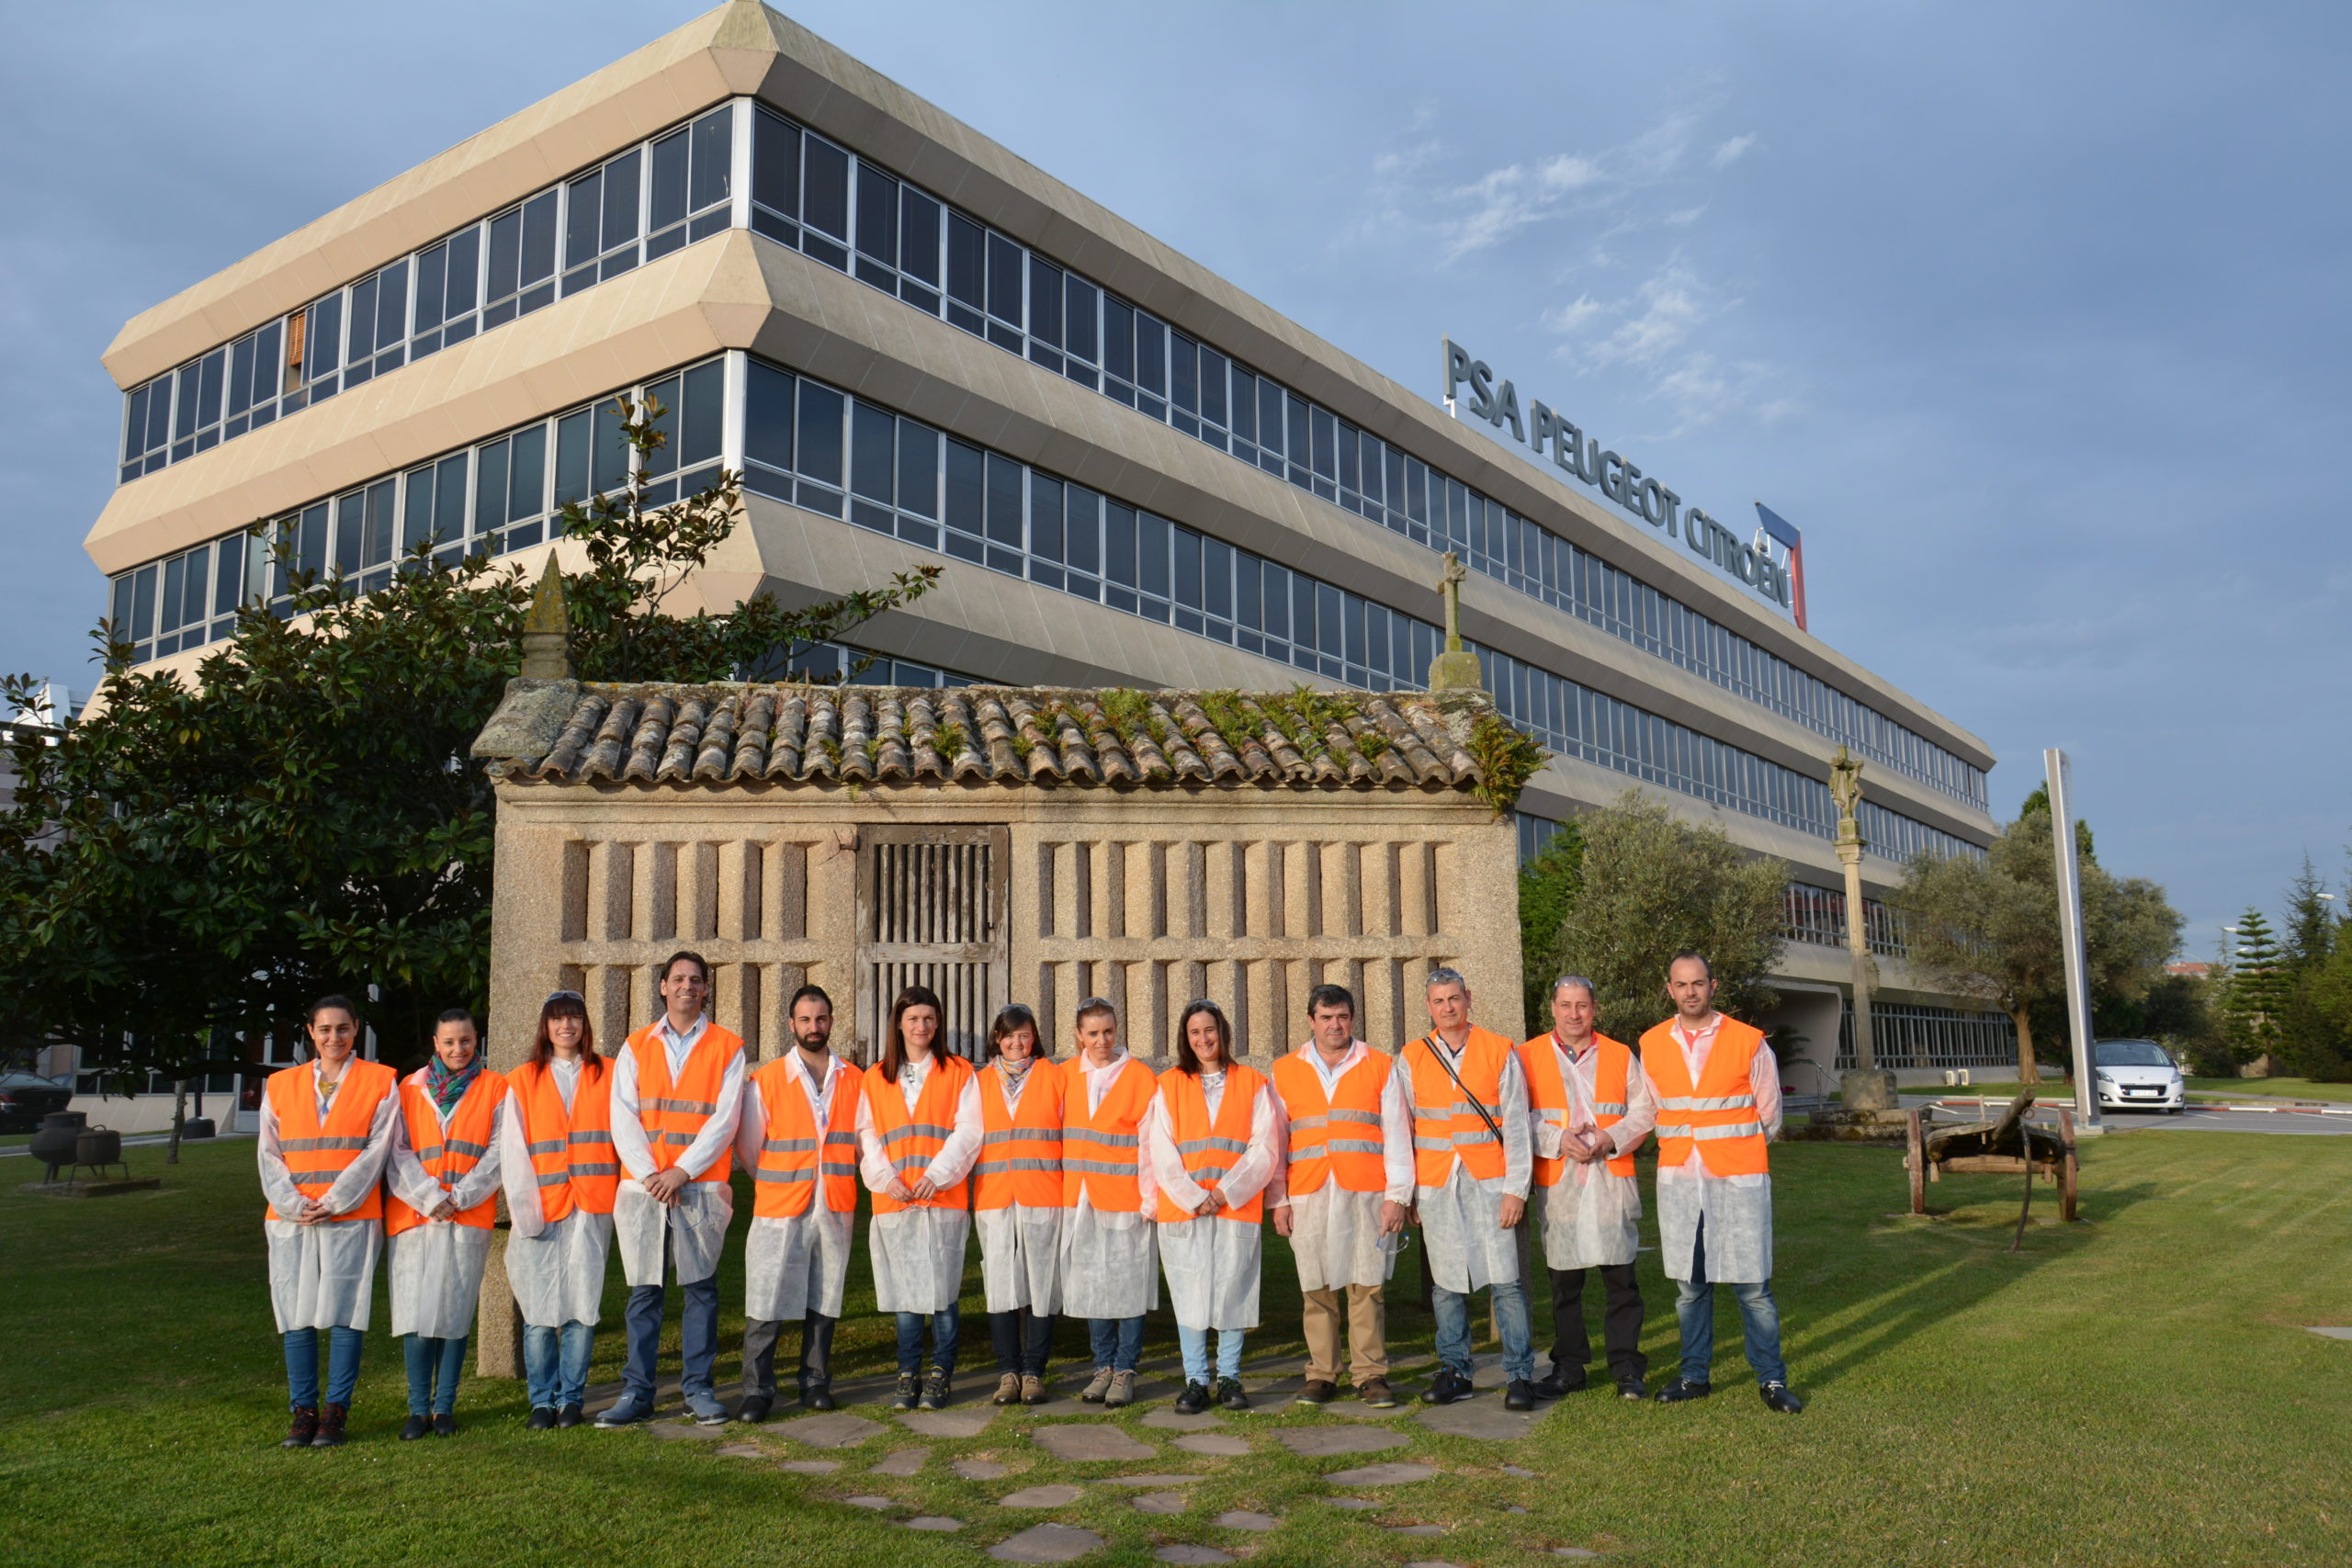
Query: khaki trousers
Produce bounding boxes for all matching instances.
[1302,1284,1387,1384]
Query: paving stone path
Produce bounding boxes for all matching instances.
[1499,1463,1538,1478]
[1212,1510,1281,1532]
[1095,1474,1204,1486]
[1311,1400,1402,1421]
[1172,1433,1250,1457]
[989,1524,1102,1562]
[1001,1484,1087,1508]
[1325,1461,1437,1486]
[776,1459,841,1475]
[844,1495,894,1510]
[953,1459,1011,1481]
[1276,1427,1407,1457]
[1140,1409,1224,1430]
[1133,1493,1188,1515]
[1328,1497,1382,1511]
[1391,1524,1447,1538]
[1415,1403,1542,1440]
[1552,1550,1601,1559]
[903,1517,966,1531]
[1031,1425,1155,1462]
[899,1408,996,1438]
[714,1443,763,1459]
[870,1448,929,1475]
[783,1413,886,1449]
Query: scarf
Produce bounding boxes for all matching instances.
[425,1055,482,1119]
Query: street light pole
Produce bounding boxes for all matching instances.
[2044,750,2103,1136]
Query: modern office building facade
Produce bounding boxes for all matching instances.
[85,1,2008,1083]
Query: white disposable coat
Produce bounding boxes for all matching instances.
[387,1074,507,1339]
[735,1053,858,1322]
[1385,1038,1532,1294]
[498,1056,615,1327]
[1148,1068,1282,1331]
[856,1055,983,1314]
[974,1061,1063,1314]
[1528,1036,1659,1271]
[609,1017,745,1288]
[1651,1020,1781,1284]
[1057,1052,1159,1320]
[256,1062,399,1333]
[1267,1041,1416,1292]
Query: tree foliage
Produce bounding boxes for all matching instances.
[1516,823,1584,1036]
[1543,792,1787,1038]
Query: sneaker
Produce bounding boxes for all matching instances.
[399,1415,430,1441]
[432,1413,458,1438]
[1295,1380,1339,1405]
[1104,1369,1137,1408]
[526,1407,557,1431]
[1020,1375,1046,1405]
[1080,1366,1114,1404]
[1215,1377,1251,1412]
[992,1373,1023,1406]
[1502,1378,1535,1412]
[891,1374,920,1412]
[1420,1365,1473,1405]
[684,1391,728,1427]
[282,1407,319,1449]
[1174,1381,1212,1416]
[919,1370,951,1411]
[736,1395,773,1425]
[1653,1377,1713,1404]
[1615,1377,1647,1402]
[311,1402,350,1448]
[1356,1377,1398,1409]
[594,1393,654,1427]
[1759,1381,1804,1415]
[556,1403,585,1427]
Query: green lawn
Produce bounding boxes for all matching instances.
[5,1134,2349,1567]
[2185,1077,2352,1103]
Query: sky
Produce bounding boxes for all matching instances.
[4,0,2346,950]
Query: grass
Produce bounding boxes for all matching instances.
[5,1135,2351,1567]
[2185,1077,2352,1103]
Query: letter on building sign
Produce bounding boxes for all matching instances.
[1493,379,1524,442]
[1444,340,1475,408]
[1529,401,1555,457]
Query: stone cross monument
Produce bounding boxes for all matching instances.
[1829,744,1896,1111]
[1427,551,1486,692]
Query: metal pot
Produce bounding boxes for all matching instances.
[30,1111,86,1175]
[76,1125,122,1168]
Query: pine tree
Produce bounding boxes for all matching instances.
[2222,908,2290,1055]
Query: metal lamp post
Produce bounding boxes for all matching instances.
[2044,750,2102,1136]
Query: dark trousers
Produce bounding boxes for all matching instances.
[989,1307,1055,1375]
[742,1311,837,1400]
[623,1276,718,1399]
[1547,1263,1648,1383]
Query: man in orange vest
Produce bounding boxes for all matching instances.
[1522,976,1657,1401]
[1387,966,1537,1410]
[734,984,860,1422]
[1642,952,1801,1414]
[1269,983,1411,1408]
[596,951,747,1428]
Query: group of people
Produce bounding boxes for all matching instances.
[258,948,1803,1449]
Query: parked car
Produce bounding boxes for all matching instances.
[0,1072,74,1133]
[2093,1039,2185,1114]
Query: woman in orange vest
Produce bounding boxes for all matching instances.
[499,990,616,1429]
[386,1009,509,1439]
[856,985,982,1412]
[1147,999,1281,1415]
[974,1004,1065,1406]
[258,995,401,1450]
[1057,997,1159,1408]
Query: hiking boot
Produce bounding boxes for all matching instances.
[1174,1381,1212,1416]
[311,1403,350,1448]
[281,1407,319,1449]
[891,1374,920,1412]
[398,1415,430,1441]
[1080,1366,1114,1404]
[1215,1377,1251,1412]
[919,1370,952,1411]
[1356,1377,1398,1409]
[1104,1369,1137,1408]
[992,1372,1023,1406]
[1020,1375,1046,1405]
[1295,1380,1338,1405]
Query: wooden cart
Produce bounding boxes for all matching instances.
[1905,1091,2079,1246]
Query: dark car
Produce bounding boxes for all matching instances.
[0,1072,74,1133]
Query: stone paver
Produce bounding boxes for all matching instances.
[1403,1561,1467,1568]
[845,1495,895,1510]
[989,1524,1103,1562]
[871,1448,930,1476]
[777,1459,841,1474]
[1499,1464,1538,1478]
[1414,1404,1540,1441]
[1392,1524,1447,1538]
[1022,1397,1112,1417]
[899,1408,996,1439]
[714,1442,764,1459]
[1315,1401,1403,1421]
[1033,1425,1155,1462]
[1133,1492,1188,1515]
[784,1413,887,1449]
[1141,1408,1225,1430]
[955,1459,1012,1481]
[1001,1483,1088,1508]
[1095,1474,1205,1486]
[1328,1498,1381,1511]
[1173,1432,1251,1457]
[1277,1427,1407,1457]
[1213,1510,1281,1531]
[904,1517,966,1531]
[648,1420,726,1442]
[1154,1549,1233,1565]
[1553,1550,1601,1560]
[1325,1462,1437,1485]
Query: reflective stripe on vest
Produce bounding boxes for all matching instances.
[264,1061,398,1224]
[1153,1062,1267,1224]
[1061,1057,1156,1213]
[387,1068,508,1237]
[1406,1030,1515,1188]
[976,1059,1066,1211]
[1640,1018,1770,1179]
[626,1023,744,1185]
[863,1055,973,1215]
[751,1055,862,1220]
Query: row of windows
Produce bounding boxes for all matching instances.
[741,103,1985,809]
[1781,881,1906,957]
[119,106,735,482]
[1837,1002,2018,1070]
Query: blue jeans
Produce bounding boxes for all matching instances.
[524,1322,595,1410]
[1431,1278,1535,1382]
[623,1276,719,1399]
[895,1304,961,1377]
[1177,1325,1244,1384]
[403,1334,470,1416]
[1086,1314,1146,1372]
[1675,1218,1786,1386]
[283,1326,363,1411]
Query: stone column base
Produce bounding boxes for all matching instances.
[475,1224,525,1379]
[1840,1068,1900,1111]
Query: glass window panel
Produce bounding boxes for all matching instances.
[554,410,591,508]
[592,400,629,495]
[691,107,731,212]
[1170,335,1197,413]
[444,227,481,317]
[796,382,844,489]
[476,440,510,531]
[1202,536,1232,619]
[984,452,1023,547]
[944,440,985,536]
[899,187,941,285]
[985,232,1023,325]
[509,424,548,519]
[1196,348,1227,427]
[1134,315,1166,396]
[650,128,690,233]
[680,359,723,468]
[850,400,895,502]
[752,110,800,218]
[1029,474,1065,562]
[803,138,849,239]
[160,552,187,631]
[109,573,132,639]
[435,457,469,544]
[566,171,603,266]
[1104,502,1136,586]
[1227,367,1255,442]
[1028,257,1063,348]
[1170,525,1201,608]
[414,244,448,331]
[362,480,397,565]
[301,296,342,382]
[896,422,939,517]
[519,190,559,287]
[1102,299,1133,381]
[1065,486,1101,573]
[600,151,641,252]
[1063,276,1097,362]
[130,565,156,642]
[855,164,898,264]
[745,361,794,470]
[1287,396,1312,470]
[1259,380,1285,453]
[1311,408,1337,480]
[347,277,379,357]
[946,214,985,310]
[1137,511,1170,599]
[196,350,225,429]
[641,376,681,478]
[375,260,408,348]
[1234,556,1261,630]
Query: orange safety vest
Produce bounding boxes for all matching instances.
[863,1053,975,1215]
[750,1054,863,1219]
[386,1067,510,1236]
[975,1057,1066,1211]
[1403,1027,1517,1188]
[1155,1063,1268,1224]
[1062,1055,1157,1213]
[1521,1032,1637,1183]
[1270,1046,1391,1195]
[263,1058,398,1222]
[625,1021,745,1184]
[1640,1017,1770,1178]
[508,1055,619,1222]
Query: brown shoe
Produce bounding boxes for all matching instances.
[311,1402,349,1448]
[1020,1374,1046,1405]
[282,1406,319,1449]
[1080,1366,1114,1404]
[1356,1377,1398,1409]
[992,1372,1023,1406]
[1104,1370,1137,1408]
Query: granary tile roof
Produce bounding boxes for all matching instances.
[473,680,1498,794]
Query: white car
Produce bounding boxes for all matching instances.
[2093,1039,2185,1113]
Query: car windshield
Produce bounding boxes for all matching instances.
[2095,1041,2173,1068]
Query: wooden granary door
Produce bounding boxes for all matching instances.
[854,824,1010,1065]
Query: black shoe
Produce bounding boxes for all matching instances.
[556,1404,584,1427]
[1215,1377,1251,1412]
[737,1395,773,1424]
[1530,1366,1588,1399]
[1420,1365,1474,1404]
[1759,1382,1804,1415]
[918,1370,951,1411]
[1503,1378,1536,1412]
[891,1374,919,1412]
[1174,1381,1212,1416]
[1295,1380,1339,1405]
[1654,1377,1713,1404]
[1616,1377,1647,1401]
[432,1414,457,1438]
[526,1407,557,1431]
[398,1415,430,1441]
[805,1383,836,1412]
[282,1407,319,1449]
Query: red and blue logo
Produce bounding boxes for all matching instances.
[1753,503,1807,631]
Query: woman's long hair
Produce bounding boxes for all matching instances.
[879,985,946,1085]
[527,991,603,1082]
[1173,998,1232,1076]
[985,1003,1046,1064]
